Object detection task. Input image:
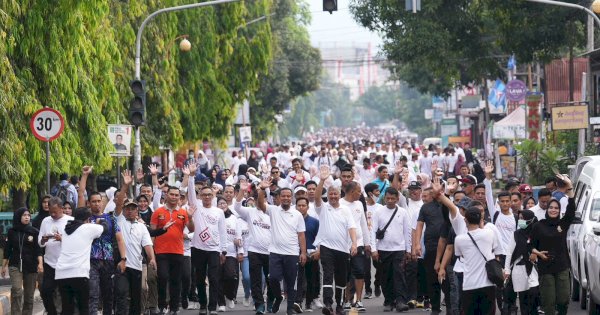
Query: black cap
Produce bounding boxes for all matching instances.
[408,181,422,190]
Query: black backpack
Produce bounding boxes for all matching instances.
[52,183,72,204]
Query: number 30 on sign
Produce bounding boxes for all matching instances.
[29,108,64,142]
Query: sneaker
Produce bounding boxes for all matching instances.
[182,299,189,310]
[272,296,284,313]
[363,292,372,300]
[256,303,266,315]
[354,301,366,312]
[210,311,219,315]
[158,308,167,315]
[243,298,251,307]
[267,298,275,313]
[200,307,208,314]
[424,299,431,311]
[218,306,226,312]
[322,306,333,315]
[305,303,313,312]
[407,300,416,309]
[293,303,304,314]
[395,303,409,312]
[375,286,381,297]
[415,301,424,308]
[343,302,352,310]
[383,304,394,312]
[226,298,235,309]
[313,299,324,309]
[335,305,344,315]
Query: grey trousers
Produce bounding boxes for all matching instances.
[9,267,37,315]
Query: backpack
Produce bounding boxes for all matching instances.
[493,211,518,229]
[52,183,72,204]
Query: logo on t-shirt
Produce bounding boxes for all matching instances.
[200,227,211,242]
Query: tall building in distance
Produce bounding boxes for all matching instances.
[315,42,390,101]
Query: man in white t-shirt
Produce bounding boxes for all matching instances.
[530,189,552,221]
[38,197,74,315]
[454,207,498,315]
[55,207,105,315]
[257,180,307,315]
[364,183,386,299]
[313,166,357,315]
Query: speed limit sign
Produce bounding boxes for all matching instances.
[29,108,64,142]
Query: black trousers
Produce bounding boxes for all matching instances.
[373,258,382,290]
[462,286,496,315]
[41,264,59,315]
[218,256,239,305]
[115,267,143,315]
[249,251,274,307]
[497,255,517,311]
[321,246,349,307]
[181,256,192,306]
[417,258,428,299]
[404,258,418,301]
[518,286,539,315]
[296,258,321,305]
[424,249,442,312]
[269,253,299,311]
[364,256,372,293]
[192,248,220,311]
[58,277,89,315]
[156,253,183,311]
[379,250,408,306]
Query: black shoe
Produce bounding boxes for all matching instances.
[396,303,409,312]
[272,296,283,313]
[375,286,381,297]
[199,306,208,315]
[383,305,394,312]
[182,299,189,310]
[335,305,344,315]
[293,303,304,314]
[322,306,333,315]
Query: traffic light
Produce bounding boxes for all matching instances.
[323,0,337,14]
[129,80,146,127]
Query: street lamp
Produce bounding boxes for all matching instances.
[166,35,191,60]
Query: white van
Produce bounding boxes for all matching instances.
[422,137,441,148]
[567,156,600,310]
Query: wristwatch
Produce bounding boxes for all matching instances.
[120,257,127,262]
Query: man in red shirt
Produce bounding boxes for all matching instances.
[151,186,195,314]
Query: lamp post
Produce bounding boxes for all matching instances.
[525,0,600,157]
[132,0,242,174]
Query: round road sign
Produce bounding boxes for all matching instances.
[30,108,64,142]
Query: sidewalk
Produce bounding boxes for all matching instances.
[0,285,44,315]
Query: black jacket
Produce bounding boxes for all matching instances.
[5,226,42,273]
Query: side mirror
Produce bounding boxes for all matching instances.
[593,223,600,236]
[573,212,584,224]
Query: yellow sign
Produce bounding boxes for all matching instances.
[551,106,589,130]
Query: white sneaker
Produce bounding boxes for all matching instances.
[218,305,226,312]
[312,299,324,309]
[243,298,250,307]
[226,298,235,309]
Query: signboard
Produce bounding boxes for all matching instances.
[441,119,458,137]
[108,124,133,156]
[551,106,589,130]
[461,95,480,109]
[493,123,526,139]
[424,109,434,119]
[500,156,517,180]
[488,79,507,115]
[506,79,527,102]
[30,108,64,142]
[590,116,600,125]
[239,126,252,143]
[526,93,542,140]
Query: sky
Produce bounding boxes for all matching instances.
[306,0,383,51]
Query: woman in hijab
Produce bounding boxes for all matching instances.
[504,209,539,315]
[215,170,227,188]
[32,195,51,230]
[416,173,431,189]
[522,196,536,211]
[197,150,211,174]
[206,165,220,183]
[1,208,43,315]
[62,201,74,216]
[247,150,260,170]
[530,175,575,315]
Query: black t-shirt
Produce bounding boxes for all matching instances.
[417,201,447,250]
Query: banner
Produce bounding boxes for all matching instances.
[108,124,133,157]
[551,105,589,130]
[526,93,542,140]
[488,79,507,115]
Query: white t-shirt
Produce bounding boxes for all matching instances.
[266,205,306,256]
[38,215,73,269]
[307,202,319,220]
[445,154,458,172]
[370,205,411,252]
[55,223,104,280]
[224,214,238,258]
[493,211,517,256]
[340,199,370,247]
[530,204,546,221]
[234,202,272,255]
[236,218,250,257]
[454,228,498,291]
[366,203,386,232]
[117,214,153,271]
[314,203,356,253]
[190,205,227,253]
[419,156,433,176]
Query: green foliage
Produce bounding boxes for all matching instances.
[251,0,322,141]
[349,0,586,95]
[0,0,274,196]
[515,139,569,185]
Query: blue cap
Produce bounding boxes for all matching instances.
[195,173,208,182]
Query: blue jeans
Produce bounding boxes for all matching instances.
[241,257,251,299]
[447,266,460,315]
[269,253,299,311]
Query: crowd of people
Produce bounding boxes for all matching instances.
[4,128,578,315]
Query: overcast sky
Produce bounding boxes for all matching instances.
[306,0,383,51]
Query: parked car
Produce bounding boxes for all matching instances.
[584,219,600,314]
[568,156,600,309]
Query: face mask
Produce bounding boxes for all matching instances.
[518,219,529,229]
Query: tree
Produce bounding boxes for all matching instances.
[349,0,586,95]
